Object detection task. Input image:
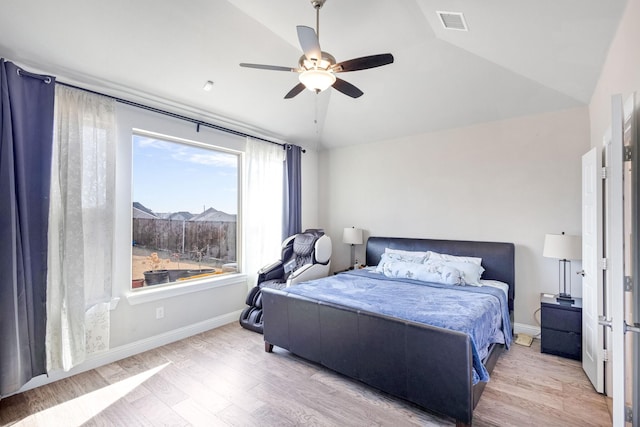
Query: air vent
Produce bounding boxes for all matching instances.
[436,11,468,31]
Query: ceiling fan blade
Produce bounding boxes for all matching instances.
[332,53,394,73]
[332,78,363,98]
[284,82,307,99]
[240,63,296,72]
[296,25,322,61]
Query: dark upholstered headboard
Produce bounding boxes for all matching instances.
[366,236,515,311]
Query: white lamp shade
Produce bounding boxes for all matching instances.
[543,233,582,260]
[299,69,336,92]
[343,227,363,245]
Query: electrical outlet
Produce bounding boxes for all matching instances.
[156,306,164,319]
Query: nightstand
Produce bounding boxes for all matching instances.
[540,293,582,360]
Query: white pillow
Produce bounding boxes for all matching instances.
[378,249,428,266]
[427,251,482,266]
[385,248,429,260]
[376,252,423,273]
[379,260,463,285]
[424,259,484,286]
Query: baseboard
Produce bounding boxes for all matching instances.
[16,309,243,395]
[513,322,540,338]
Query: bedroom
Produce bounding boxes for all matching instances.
[0,0,638,425]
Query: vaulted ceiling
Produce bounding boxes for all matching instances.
[0,0,627,149]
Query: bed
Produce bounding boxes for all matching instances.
[261,237,515,426]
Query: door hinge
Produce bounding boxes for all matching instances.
[601,166,608,179]
[625,406,633,423]
[625,276,633,291]
[624,146,632,162]
[601,348,609,362]
[601,258,608,270]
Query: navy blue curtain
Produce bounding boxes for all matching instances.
[282,144,302,240]
[0,60,55,396]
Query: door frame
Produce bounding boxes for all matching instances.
[609,93,625,426]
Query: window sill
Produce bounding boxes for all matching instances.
[125,273,247,305]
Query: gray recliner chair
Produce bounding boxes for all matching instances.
[239,229,332,333]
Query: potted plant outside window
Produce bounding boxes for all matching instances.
[143,252,170,285]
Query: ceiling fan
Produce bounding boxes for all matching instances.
[239,0,394,99]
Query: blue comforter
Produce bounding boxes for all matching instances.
[284,269,512,383]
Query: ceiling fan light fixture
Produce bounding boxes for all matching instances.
[299,69,336,92]
[239,0,392,99]
[302,58,333,70]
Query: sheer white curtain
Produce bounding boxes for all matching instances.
[243,137,284,286]
[46,85,116,372]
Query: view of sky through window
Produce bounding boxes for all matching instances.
[132,134,238,215]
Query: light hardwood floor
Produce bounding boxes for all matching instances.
[0,324,612,426]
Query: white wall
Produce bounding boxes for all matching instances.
[301,148,320,231]
[589,0,640,146]
[319,107,590,328]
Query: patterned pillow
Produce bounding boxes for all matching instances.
[385,248,430,260]
[427,251,482,266]
[425,259,485,286]
[375,251,428,273]
[379,260,463,285]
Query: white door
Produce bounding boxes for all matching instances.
[582,147,604,392]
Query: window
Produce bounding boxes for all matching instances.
[131,131,240,289]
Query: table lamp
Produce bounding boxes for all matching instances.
[343,227,363,269]
[543,232,582,303]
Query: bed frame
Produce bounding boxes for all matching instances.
[261,237,515,426]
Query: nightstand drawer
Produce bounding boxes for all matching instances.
[541,328,581,360]
[541,305,581,333]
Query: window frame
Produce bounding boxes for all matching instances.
[114,103,246,304]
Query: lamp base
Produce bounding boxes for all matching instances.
[556,293,575,304]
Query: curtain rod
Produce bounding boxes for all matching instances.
[55,81,305,152]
